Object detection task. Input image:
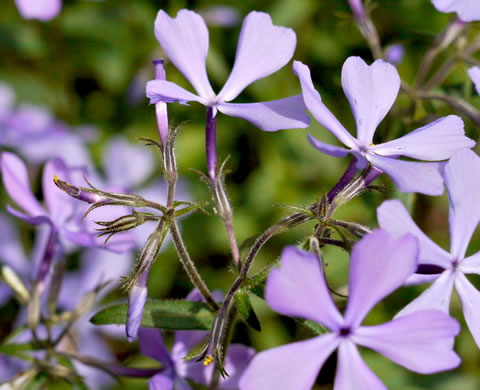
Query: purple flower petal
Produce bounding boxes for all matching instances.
[293,61,358,148]
[6,205,52,227]
[395,270,455,318]
[103,137,155,189]
[146,80,203,105]
[265,246,343,330]
[366,154,445,195]
[1,152,45,217]
[154,10,214,100]
[455,273,480,348]
[126,284,148,342]
[377,199,453,268]
[341,57,400,146]
[217,12,296,102]
[443,149,480,259]
[43,158,75,226]
[353,310,460,373]
[468,66,480,95]
[239,334,339,390]
[371,115,474,161]
[0,213,29,273]
[14,0,61,21]
[344,230,418,327]
[334,340,386,390]
[149,372,175,390]
[217,95,310,131]
[220,344,255,389]
[432,0,480,22]
[307,134,352,158]
[138,328,174,368]
[459,251,480,274]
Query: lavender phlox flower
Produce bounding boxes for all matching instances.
[468,66,480,95]
[378,148,480,348]
[146,9,309,131]
[239,230,460,390]
[198,6,241,27]
[136,289,254,390]
[385,44,405,65]
[1,102,94,166]
[14,0,61,21]
[0,152,134,253]
[146,9,310,179]
[294,57,475,195]
[432,0,480,22]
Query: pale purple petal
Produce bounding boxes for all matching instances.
[307,134,351,158]
[371,116,474,161]
[455,273,480,348]
[126,284,148,342]
[154,10,214,100]
[354,310,460,373]
[239,334,339,390]
[432,0,480,22]
[266,246,343,330]
[293,61,358,148]
[345,230,418,327]
[459,251,480,274]
[366,154,444,195]
[217,95,310,131]
[103,137,155,189]
[395,270,455,318]
[220,345,255,389]
[217,12,296,102]
[6,205,52,227]
[138,328,174,368]
[334,340,386,390]
[1,152,45,217]
[443,149,480,259]
[149,372,175,390]
[14,0,61,21]
[43,158,75,226]
[146,80,203,105]
[377,199,453,268]
[0,213,29,274]
[469,67,480,95]
[341,57,400,145]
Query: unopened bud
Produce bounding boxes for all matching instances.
[126,282,148,342]
[0,265,30,304]
[153,59,169,147]
[54,175,104,203]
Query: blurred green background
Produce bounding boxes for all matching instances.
[1,0,480,388]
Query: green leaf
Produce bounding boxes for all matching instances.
[296,318,328,336]
[90,299,216,330]
[0,341,42,358]
[234,288,262,332]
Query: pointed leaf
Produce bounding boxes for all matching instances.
[90,299,217,330]
[234,288,262,331]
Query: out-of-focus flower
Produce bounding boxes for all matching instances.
[432,0,480,22]
[239,230,461,390]
[135,290,254,390]
[294,57,475,195]
[198,5,241,27]
[348,0,366,23]
[468,66,480,95]
[378,149,480,348]
[14,0,61,21]
[385,44,405,65]
[146,10,309,132]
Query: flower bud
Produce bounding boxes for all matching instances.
[0,265,30,304]
[126,280,149,343]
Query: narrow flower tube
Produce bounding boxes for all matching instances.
[205,107,218,183]
[153,59,169,146]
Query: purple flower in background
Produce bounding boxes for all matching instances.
[239,230,460,390]
[378,149,480,348]
[146,9,309,180]
[14,0,61,21]
[136,291,254,390]
[432,0,480,22]
[198,6,241,27]
[385,44,405,65]
[0,83,15,122]
[468,66,480,95]
[294,57,475,195]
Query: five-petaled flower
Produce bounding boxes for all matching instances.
[431,0,480,22]
[293,57,475,195]
[239,230,460,390]
[378,148,480,349]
